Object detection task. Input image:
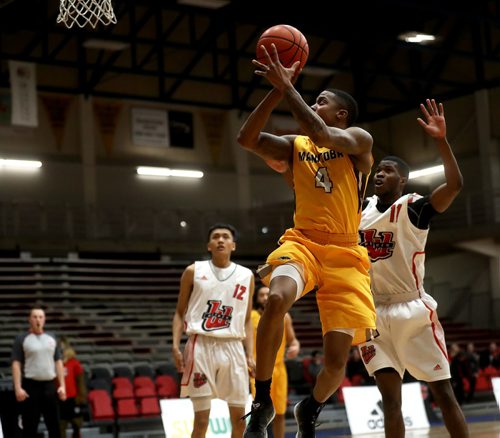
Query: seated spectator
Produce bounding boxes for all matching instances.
[464,342,480,402]
[346,347,371,386]
[479,341,500,370]
[306,350,323,386]
[449,343,467,405]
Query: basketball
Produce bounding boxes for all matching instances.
[256,24,309,70]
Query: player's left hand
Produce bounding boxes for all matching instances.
[417,98,446,139]
[252,44,298,92]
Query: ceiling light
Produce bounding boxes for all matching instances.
[137,166,204,178]
[0,159,42,169]
[177,0,229,9]
[398,32,437,45]
[409,165,444,180]
[83,39,130,51]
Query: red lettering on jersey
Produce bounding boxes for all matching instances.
[201,300,233,331]
[232,284,247,300]
[359,229,396,261]
[390,204,402,223]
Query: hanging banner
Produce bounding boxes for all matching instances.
[41,96,73,150]
[343,382,430,434]
[131,107,170,147]
[93,100,122,156]
[9,61,38,127]
[201,111,226,165]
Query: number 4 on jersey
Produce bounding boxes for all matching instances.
[315,167,333,193]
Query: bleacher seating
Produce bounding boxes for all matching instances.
[0,252,498,428]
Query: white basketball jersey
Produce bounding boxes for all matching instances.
[184,260,252,339]
[359,194,428,300]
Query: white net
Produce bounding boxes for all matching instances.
[57,0,117,29]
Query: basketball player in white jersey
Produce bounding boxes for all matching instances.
[172,223,255,438]
[358,99,469,438]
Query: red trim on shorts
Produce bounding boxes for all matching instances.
[420,299,448,360]
[412,251,448,360]
[181,334,197,388]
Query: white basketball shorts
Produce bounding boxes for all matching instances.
[357,293,451,382]
[180,334,249,407]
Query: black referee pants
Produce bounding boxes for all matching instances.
[20,378,61,438]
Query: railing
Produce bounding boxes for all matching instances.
[0,189,498,254]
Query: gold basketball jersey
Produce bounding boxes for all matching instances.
[292,135,369,235]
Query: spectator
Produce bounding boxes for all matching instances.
[306,351,323,386]
[59,337,87,438]
[463,342,480,402]
[479,341,500,370]
[345,348,371,386]
[11,307,66,438]
[449,343,467,405]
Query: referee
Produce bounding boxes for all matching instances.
[11,307,66,438]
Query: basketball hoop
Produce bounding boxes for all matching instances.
[57,0,117,29]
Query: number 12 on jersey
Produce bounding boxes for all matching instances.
[233,284,247,300]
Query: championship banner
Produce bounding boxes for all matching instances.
[492,377,500,409]
[161,397,252,437]
[9,61,38,127]
[343,382,430,435]
[41,96,73,150]
[131,107,169,147]
[93,100,122,156]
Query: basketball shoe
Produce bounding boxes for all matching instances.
[293,398,325,438]
[242,400,275,438]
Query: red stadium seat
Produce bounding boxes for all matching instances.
[113,376,134,399]
[134,376,155,388]
[476,374,492,392]
[88,389,115,421]
[116,398,139,418]
[113,385,134,400]
[139,396,161,416]
[135,385,156,398]
[156,375,179,398]
[113,376,133,389]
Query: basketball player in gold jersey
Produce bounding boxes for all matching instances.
[239,44,377,438]
[250,285,300,438]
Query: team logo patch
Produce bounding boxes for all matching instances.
[359,229,396,262]
[360,345,376,364]
[193,372,208,388]
[201,300,233,331]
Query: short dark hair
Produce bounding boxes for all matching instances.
[380,155,410,179]
[29,306,45,315]
[207,223,237,241]
[327,88,359,126]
